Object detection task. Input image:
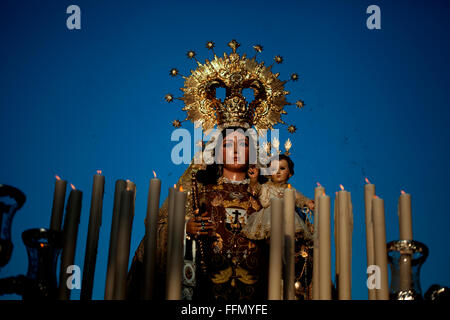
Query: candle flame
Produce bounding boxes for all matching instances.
[126,180,136,192]
[287,184,292,189]
[401,190,405,194]
[373,195,378,199]
[316,182,322,187]
[70,184,76,190]
[365,177,371,184]
[340,184,345,191]
[179,186,184,192]
[174,184,177,188]
[40,243,45,248]
[55,175,61,181]
[323,192,325,196]
[153,170,157,178]
[97,170,102,175]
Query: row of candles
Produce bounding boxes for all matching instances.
[49,171,176,300]
[50,170,413,300]
[306,179,414,300]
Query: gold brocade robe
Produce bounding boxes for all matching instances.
[193,179,269,300]
[125,171,268,300]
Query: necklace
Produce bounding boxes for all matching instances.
[217,176,250,185]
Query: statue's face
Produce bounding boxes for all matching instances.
[219,130,249,172]
[270,159,292,184]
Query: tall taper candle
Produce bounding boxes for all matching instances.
[334,192,340,291]
[313,184,324,300]
[50,176,67,231]
[398,191,413,292]
[165,186,176,290]
[337,189,352,300]
[81,171,105,300]
[398,191,413,240]
[166,188,186,300]
[143,172,161,299]
[364,180,376,300]
[104,179,127,300]
[372,197,389,300]
[283,186,295,300]
[268,197,284,300]
[113,188,135,299]
[318,194,331,300]
[58,187,82,300]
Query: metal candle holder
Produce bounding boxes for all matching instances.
[0,184,26,269]
[21,228,63,299]
[387,240,428,300]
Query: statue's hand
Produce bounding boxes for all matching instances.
[248,166,259,183]
[306,200,315,211]
[186,215,215,237]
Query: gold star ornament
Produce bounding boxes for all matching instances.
[172,119,182,128]
[274,56,283,64]
[295,100,305,109]
[253,44,263,53]
[165,94,174,103]
[287,125,297,133]
[169,68,179,77]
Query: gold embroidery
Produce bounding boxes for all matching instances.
[211,194,224,207]
[235,267,258,285]
[211,267,232,284]
[222,199,250,210]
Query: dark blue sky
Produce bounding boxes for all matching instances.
[1,0,449,300]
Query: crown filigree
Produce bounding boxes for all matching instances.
[167,40,306,134]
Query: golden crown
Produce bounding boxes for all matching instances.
[166,40,306,134]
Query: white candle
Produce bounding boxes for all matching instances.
[337,187,352,300]
[372,196,389,300]
[283,186,295,300]
[398,191,413,240]
[398,191,413,292]
[313,183,324,300]
[166,187,186,300]
[113,189,135,299]
[143,171,161,299]
[364,180,376,300]
[318,194,331,300]
[50,175,67,232]
[81,171,105,300]
[268,197,284,300]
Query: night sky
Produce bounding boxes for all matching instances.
[1,0,449,300]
